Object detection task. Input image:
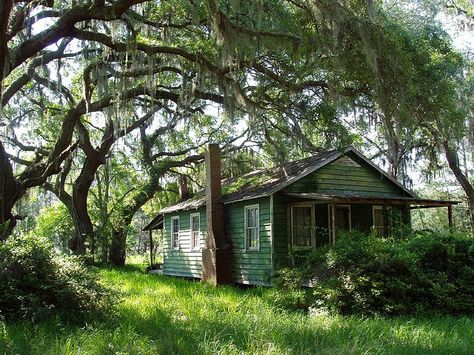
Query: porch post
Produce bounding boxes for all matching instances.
[401,204,410,226]
[149,229,154,266]
[448,204,453,228]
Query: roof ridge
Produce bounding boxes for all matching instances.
[222,147,341,184]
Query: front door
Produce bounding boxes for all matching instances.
[328,204,351,244]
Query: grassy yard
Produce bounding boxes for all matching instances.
[1,265,473,354]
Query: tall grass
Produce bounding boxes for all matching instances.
[1,265,473,354]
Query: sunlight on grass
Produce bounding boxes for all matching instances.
[1,264,473,354]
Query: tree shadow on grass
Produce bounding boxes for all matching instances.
[104,268,474,354]
[3,267,473,354]
[2,306,200,354]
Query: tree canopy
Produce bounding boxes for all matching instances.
[0,0,473,262]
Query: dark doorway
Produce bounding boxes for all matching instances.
[329,204,351,243]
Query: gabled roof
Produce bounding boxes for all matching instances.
[158,146,415,214]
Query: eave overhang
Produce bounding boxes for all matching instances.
[282,192,459,208]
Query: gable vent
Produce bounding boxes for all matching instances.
[334,156,361,167]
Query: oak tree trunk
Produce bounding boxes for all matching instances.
[0,141,25,240]
[69,122,114,255]
[108,170,162,266]
[109,227,128,266]
[444,141,474,232]
[69,181,95,254]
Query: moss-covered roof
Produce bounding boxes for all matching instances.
[158,148,345,214]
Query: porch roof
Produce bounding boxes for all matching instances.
[142,214,164,231]
[282,192,459,207]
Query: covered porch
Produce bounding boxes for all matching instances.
[278,192,458,250]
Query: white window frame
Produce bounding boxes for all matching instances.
[290,203,315,249]
[190,213,201,250]
[372,205,385,236]
[244,204,260,251]
[171,216,180,250]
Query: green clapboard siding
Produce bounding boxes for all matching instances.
[273,194,290,270]
[163,197,272,285]
[225,197,272,285]
[163,208,206,278]
[282,153,408,198]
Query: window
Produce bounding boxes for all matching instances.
[291,205,314,248]
[244,205,259,250]
[171,216,180,249]
[372,206,385,236]
[190,213,200,249]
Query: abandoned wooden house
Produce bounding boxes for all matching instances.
[144,145,456,286]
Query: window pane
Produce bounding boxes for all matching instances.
[192,231,199,248]
[245,207,259,249]
[293,207,312,227]
[373,207,385,236]
[247,228,257,248]
[374,208,384,226]
[192,215,200,231]
[172,218,179,248]
[292,207,313,247]
[173,233,179,248]
[294,226,311,246]
[247,208,257,228]
[172,218,179,233]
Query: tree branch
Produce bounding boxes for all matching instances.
[33,73,75,106]
[0,0,14,94]
[8,0,147,74]
[2,41,87,106]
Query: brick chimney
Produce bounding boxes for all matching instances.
[178,175,190,201]
[201,144,232,285]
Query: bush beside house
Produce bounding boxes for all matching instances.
[274,231,474,315]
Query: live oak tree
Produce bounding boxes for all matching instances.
[380,0,474,229]
[0,0,146,239]
[2,0,472,263]
[0,0,244,242]
[0,0,371,244]
[439,1,474,230]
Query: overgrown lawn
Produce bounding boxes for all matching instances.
[1,265,473,354]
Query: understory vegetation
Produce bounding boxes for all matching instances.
[275,231,474,316]
[1,265,473,354]
[0,234,112,322]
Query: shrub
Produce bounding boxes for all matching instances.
[32,203,75,254]
[0,234,112,322]
[274,230,474,315]
[272,267,312,310]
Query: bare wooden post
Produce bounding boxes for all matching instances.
[448,204,453,228]
[149,229,154,266]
